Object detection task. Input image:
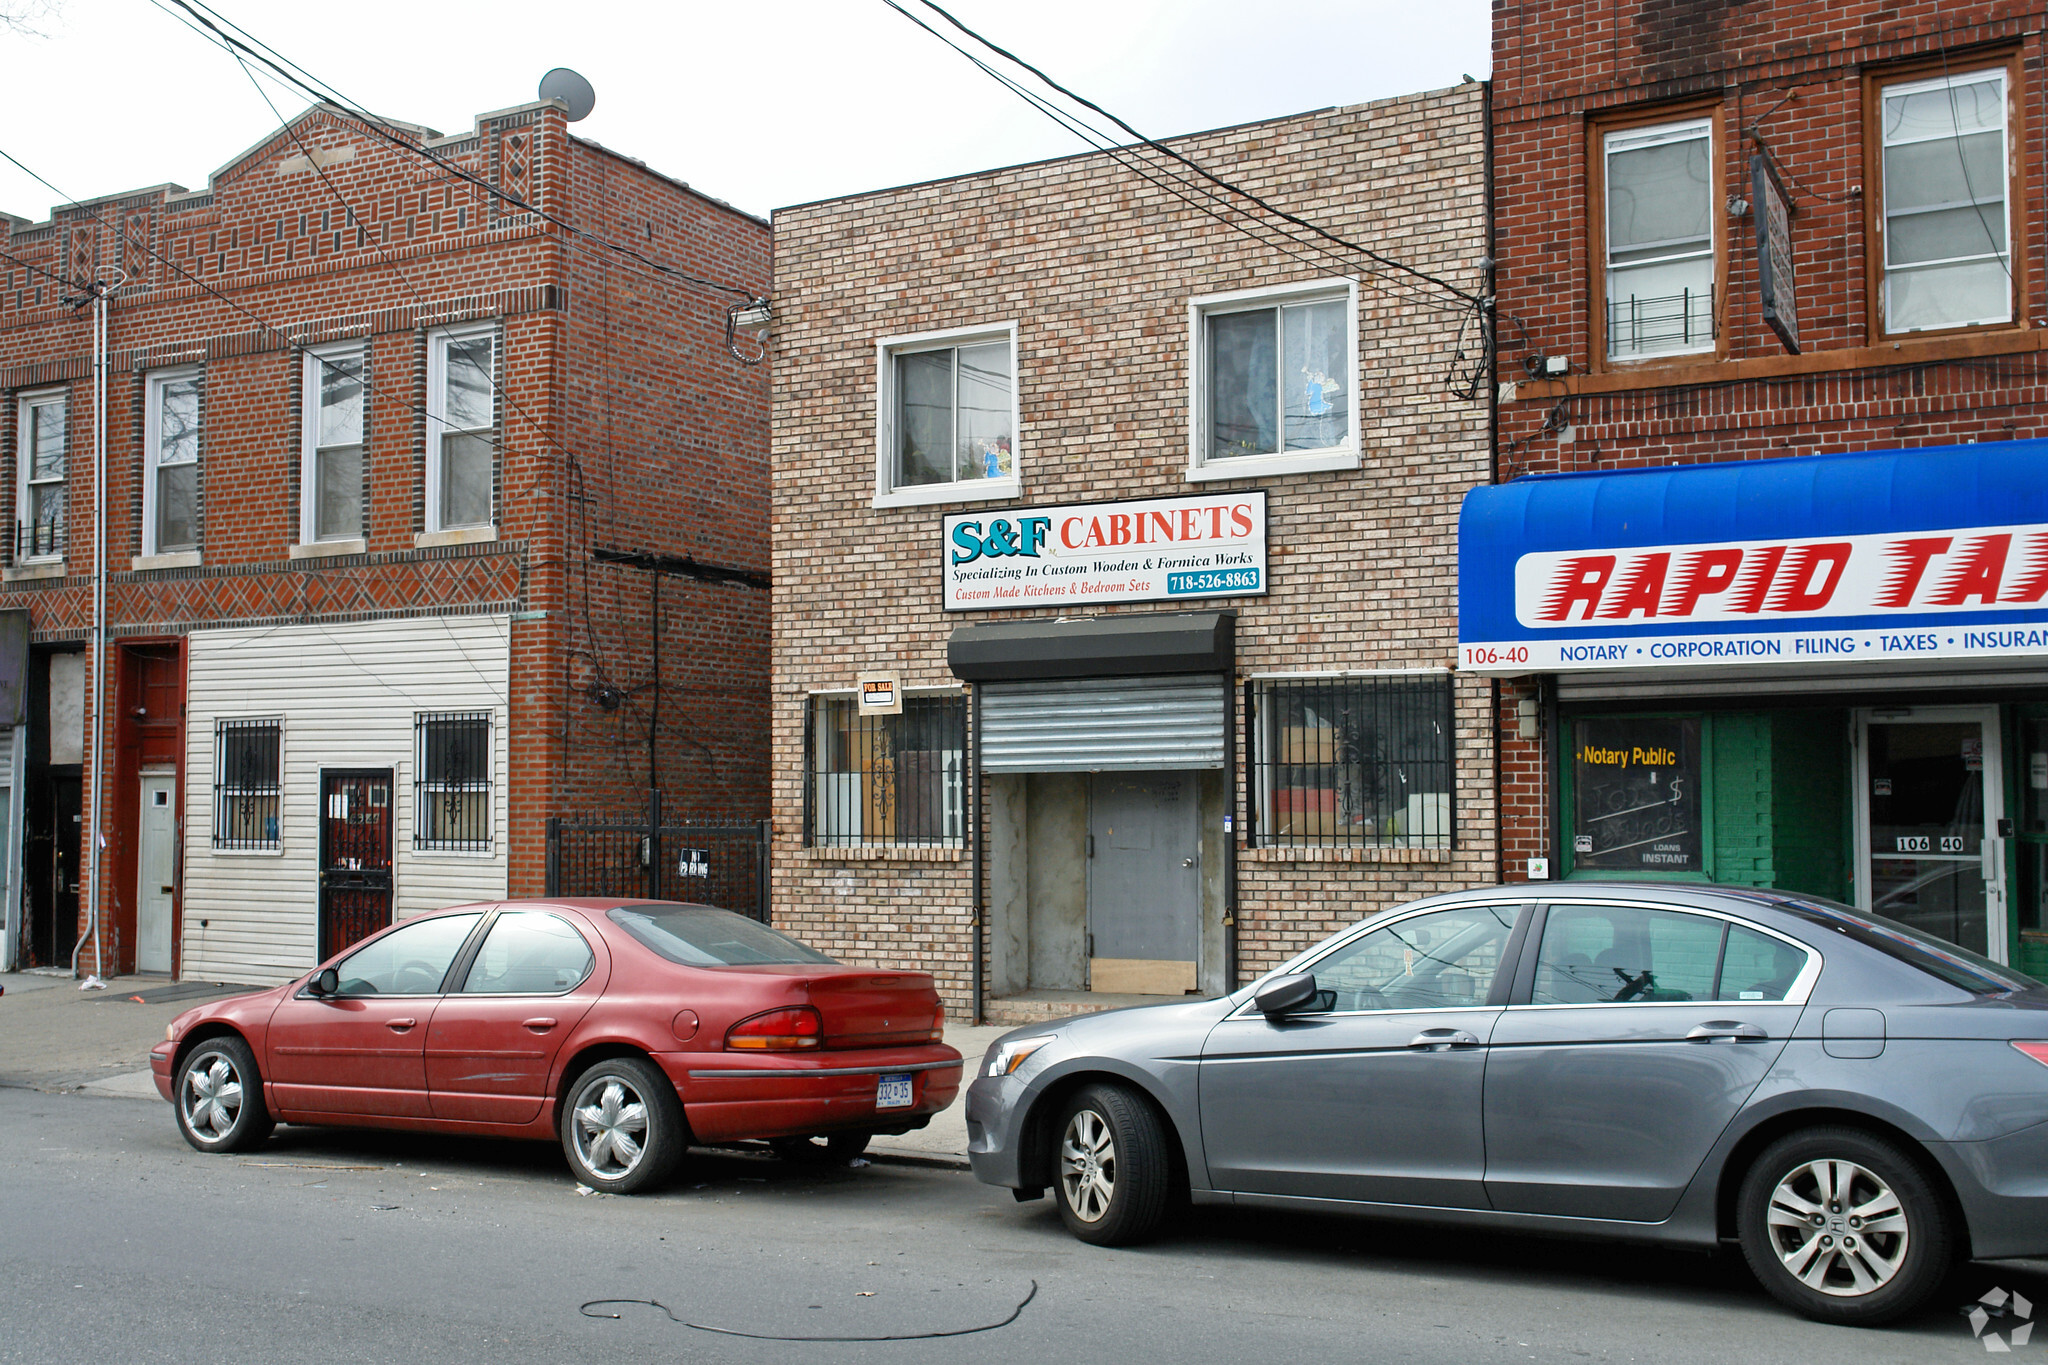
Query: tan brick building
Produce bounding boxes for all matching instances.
[770,86,1495,1022]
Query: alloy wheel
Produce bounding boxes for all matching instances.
[1764,1158,1911,1297]
[572,1077,650,1180]
[1059,1107,1117,1222]
[181,1054,244,1140]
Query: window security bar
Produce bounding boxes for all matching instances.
[416,710,491,852]
[1248,674,1454,849]
[805,694,967,848]
[214,718,282,849]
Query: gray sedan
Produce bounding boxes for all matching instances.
[965,882,2048,1326]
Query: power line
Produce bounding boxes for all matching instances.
[895,0,1480,308]
[162,0,761,306]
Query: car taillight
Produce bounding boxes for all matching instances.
[932,1006,947,1043]
[726,1006,823,1051]
[2014,1041,2048,1069]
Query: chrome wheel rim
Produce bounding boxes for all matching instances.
[1059,1108,1116,1223]
[1765,1159,1910,1297]
[571,1076,650,1181]
[181,1053,244,1142]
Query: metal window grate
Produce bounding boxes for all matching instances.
[1248,675,1454,848]
[214,718,281,849]
[804,694,967,847]
[416,710,491,852]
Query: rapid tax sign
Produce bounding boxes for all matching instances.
[1458,442,2048,673]
[943,491,1267,612]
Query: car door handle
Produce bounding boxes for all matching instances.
[1686,1020,1768,1043]
[385,1018,416,1032]
[522,1017,558,1032]
[1408,1028,1481,1051]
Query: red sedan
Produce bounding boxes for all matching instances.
[149,899,962,1193]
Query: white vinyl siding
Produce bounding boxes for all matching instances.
[180,615,510,985]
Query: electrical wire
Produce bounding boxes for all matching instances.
[579,1281,1039,1342]
[900,0,1479,307]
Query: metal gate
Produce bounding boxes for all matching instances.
[979,673,1229,773]
[320,769,394,961]
[546,793,770,921]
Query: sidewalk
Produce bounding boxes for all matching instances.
[0,974,1018,1170]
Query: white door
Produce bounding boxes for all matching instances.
[1854,707,2008,962]
[137,774,177,974]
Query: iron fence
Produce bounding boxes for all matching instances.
[1246,673,1455,849]
[546,792,770,921]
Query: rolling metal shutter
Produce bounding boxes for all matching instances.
[979,674,1227,773]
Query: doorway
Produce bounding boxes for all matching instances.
[1854,707,2008,961]
[1087,772,1200,993]
[136,772,176,973]
[319,769,394,962]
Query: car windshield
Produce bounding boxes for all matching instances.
[608,904,838,967]
[1771,895,2041,995]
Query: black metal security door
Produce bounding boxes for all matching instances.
[320,769,394,962]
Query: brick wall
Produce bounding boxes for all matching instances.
[0,100,769,972]
[1489,1,2048,873]
[770,88,1497,1012]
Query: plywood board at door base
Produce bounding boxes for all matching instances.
[1090,957,1197,995]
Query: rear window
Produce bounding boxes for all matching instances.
[608,904,837,967]
[1772,896,2041,995]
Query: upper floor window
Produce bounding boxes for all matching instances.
[302,346,365,544]
[426,328,495,532]
[1602,117,1715,360]
[143,368,201,556]
[873,323,1017,508]
[1878,66,2013,335]
[1188,279,1358,480]
[15,390,66,562]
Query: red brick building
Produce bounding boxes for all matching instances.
[0,99,769,982]
[1471,1,2048,976]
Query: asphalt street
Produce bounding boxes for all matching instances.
[1,1084,2036,1364]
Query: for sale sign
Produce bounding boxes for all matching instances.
[942,490,1267,612]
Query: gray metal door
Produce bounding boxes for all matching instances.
[1087,772,1199,993]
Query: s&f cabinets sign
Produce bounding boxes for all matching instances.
[943,491,1267,612]
[1457,443,2048,673]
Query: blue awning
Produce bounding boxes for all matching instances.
[1457,439,2048,674]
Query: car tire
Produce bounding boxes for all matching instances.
[771,1132,871,1165]
[173,1035,274,1154]
[1052,1082,1173,1247]
[560,1056,687,1195]
[1735,1125,1955,1326]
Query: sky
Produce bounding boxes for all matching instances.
[0,0,1490,224]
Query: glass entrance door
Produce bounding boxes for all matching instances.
[1855,707,2007,961]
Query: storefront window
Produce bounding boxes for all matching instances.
[806,694,966,847]
[1570,716,1703,873]
[1250,674,1453,848]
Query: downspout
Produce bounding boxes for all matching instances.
[1482,77,1506,880]
[969,684,983,1026]
[76,267,122,980]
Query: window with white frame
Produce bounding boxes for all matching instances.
[214,718,282,850]
[1188,279,1358,479]
[426,328,496,531]
[416,710,491,851]
[1602,117,1716,359]
[1879,67,2013,334]
[15,390,66,562]
[143,368,202,556]
[874,324,1016,505]
[301,346,365,543]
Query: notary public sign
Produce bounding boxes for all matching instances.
[942,490,1268,612]
[1457,443,2048,673]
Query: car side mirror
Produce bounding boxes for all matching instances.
[308,967,339,997]
[1255,971,1319,1017]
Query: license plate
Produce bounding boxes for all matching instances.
[876,1073,914,1110]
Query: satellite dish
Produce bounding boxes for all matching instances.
[538,68,596,122]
